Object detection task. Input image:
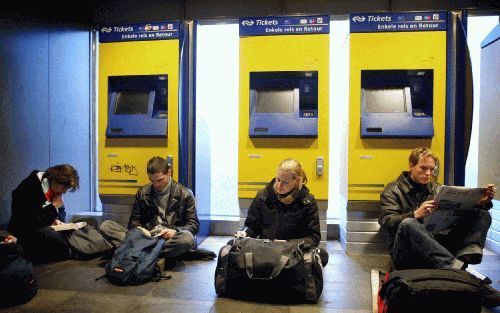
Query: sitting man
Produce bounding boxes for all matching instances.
[379,147,495,270]
[8,164,79,263]
[379,147,499,307]
[101,156,199,266]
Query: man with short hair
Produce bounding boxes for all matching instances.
[129,156,199,260]
[379,147,495,270]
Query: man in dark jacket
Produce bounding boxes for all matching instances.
[379,147,495,270]
[8,165,79,263]
[101,157,199,260]
[236,158,327,265]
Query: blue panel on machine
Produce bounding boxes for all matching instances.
[106,75,168,138]
[249,71,318,138]
[361,70,434,138]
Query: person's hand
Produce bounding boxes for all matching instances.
[52,219,64,226]
[414,200,436,219]
[477,184,496,206]
[235,231,247,238]
[52,193,64,209]
[136,226,152,236]
[159,228,177,240]
[3,235,17,244]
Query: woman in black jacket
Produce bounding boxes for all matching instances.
[8,164,79,263]
[236,158,327,265]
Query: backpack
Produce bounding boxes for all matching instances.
[214,237,323,303]
[104,228,168,285]
[0,243,38,308]
[379,268,483,313]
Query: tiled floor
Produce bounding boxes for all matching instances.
[1,236,499,313]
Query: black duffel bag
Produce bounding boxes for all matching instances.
[214,237,323,303]
[379,268,483,313]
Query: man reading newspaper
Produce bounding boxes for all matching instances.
[378,147,499,307]
[379,147,495,270]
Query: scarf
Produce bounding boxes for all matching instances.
[274,179,303,205]
[39,172,59,213]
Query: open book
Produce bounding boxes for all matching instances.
[50,221,87,232]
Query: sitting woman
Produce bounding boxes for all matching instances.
[8,164,79,263]
[236,158,328,266]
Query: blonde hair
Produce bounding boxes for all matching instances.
[409,147,439,166]
[277,158,308,185]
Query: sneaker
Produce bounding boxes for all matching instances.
[482,283,500,308]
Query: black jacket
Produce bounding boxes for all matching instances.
[378,172,440,251]
[8,171,66,240]
[128,180,199,236]
[243,179,321,247]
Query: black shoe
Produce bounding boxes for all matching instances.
[482,283,500,308]
[164,258,177,270]
[458,253,483,265]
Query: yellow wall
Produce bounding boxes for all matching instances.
[348,31,447,201]
[238,34,329,200]
[98,40,179,195]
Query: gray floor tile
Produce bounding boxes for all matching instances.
[129,297,214,313]
[209,300,291,313]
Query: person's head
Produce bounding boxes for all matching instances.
[43,164,79,193]
[147,157,172,192]
[274,158,308,195]
[408,147,439,185]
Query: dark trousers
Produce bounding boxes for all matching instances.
[21,227,71,264]
[392,210,491,270]
[99,220,195,259]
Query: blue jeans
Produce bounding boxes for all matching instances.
[391,210,491,270]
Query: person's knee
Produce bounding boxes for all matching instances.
[34,227,71,261]
[100,220,124,232]
[477,209,492,226]
[99,220,127,248]
[173,230,195,249]
[397,218,421,235]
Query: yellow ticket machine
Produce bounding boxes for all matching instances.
[344,12,448,253]
[348,12,448,201]
[238,16,330,244]
[98,22,180,197]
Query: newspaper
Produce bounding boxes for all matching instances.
[433,185,484,210]
[50,221,87,232]
[424,186,484,233]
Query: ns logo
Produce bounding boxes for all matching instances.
[241,20,255,26]
[101,27,112,33]
[352,16,366,22]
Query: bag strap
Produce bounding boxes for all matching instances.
[244,252,289,280]
[304,249,322,301]
[216,244,232,294]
